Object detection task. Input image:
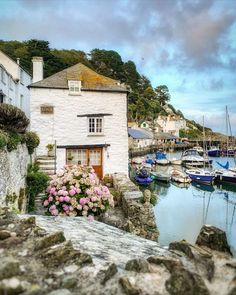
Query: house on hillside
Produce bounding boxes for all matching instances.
[0,50,31,116]
[128,128,154,149]
[29,58,129,177]
[155,115,186,137]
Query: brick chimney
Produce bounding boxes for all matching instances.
[32,57,43,83]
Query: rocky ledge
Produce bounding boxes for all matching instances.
[0,209,235,295]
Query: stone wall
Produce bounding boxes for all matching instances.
[0,144,30,212]
[112,173,159,241]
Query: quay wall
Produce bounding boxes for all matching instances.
[0,144,30,212]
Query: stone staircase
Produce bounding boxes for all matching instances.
[33,193,46,215]
[36,156,56,176]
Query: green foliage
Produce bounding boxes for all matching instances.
[7,132,21,152]
[25,131,40,154]
[0,104,29,133]
[26,164,49,212]
[155,85,171,105]
[0,130,8,149]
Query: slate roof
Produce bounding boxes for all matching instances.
[128,128,153,139]
[29,63,128,92]
[155,132,179,140]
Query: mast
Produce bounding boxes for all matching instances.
[203,115,205,169]
[226,106,229,158]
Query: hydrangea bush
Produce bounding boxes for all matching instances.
[43,165,114,218]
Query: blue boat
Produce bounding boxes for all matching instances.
[134,166,153,185]
[145,157,156,165]
[208,147,221,157]
[186,169,215,184]
[155,151,170,165]
[134,176,153,184]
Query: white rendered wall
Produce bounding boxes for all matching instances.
[30,88,129,175]
[0,51,31,117]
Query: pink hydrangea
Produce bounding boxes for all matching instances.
[64,196,70,203]
[43,200,49,207]
[48,196,53,202]
[79,198,87,206]
[69,189,76,196]
[91,196,97,202]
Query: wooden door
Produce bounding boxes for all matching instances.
[88,148,103,178]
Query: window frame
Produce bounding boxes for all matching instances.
[68,80,81,95]
[88,117,104,135]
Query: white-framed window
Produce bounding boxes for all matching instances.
[20,69,24,84]
[68,80,81,95]
[88,117,103,134]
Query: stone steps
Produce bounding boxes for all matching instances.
[36,155,56,176]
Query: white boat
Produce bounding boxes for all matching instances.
[193,146,204,155]
[150,171,170,183]
[171,169,191,183]
[214,169,236,185]
[170,158,182,165]
[131,157,144,165]
[181,149,205,167]
[155,151,170,165]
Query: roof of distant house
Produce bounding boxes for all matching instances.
[155,132,179,140]
[29,63,128,92]
[128,128,153,139]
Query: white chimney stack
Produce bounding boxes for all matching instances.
[32,57,43,83]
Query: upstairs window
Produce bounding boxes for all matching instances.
[20,69,24,84]
[68,80,81,95]
[88,117,103,134]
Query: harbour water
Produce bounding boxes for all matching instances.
[130,152,236,256]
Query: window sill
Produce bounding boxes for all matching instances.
[87,134,105,137]
[68,92,82,96]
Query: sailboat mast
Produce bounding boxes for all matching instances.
[226,106,229,158]
[203,115,205,169]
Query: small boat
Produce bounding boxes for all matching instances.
[186,169,215,184]
[170,158,182,165]
[193,146,204,156]
[145,157,156,165]
[155,151,170,165]
[214,169,236,185]
[134,167,153,185]
[207,146,221,157]
[131,157,143,164]
[150,171,170,183]
[181,149,205,167]
[171,169,191,183]
[221,147,235,157]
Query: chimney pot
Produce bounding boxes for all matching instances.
[17,58,20,65]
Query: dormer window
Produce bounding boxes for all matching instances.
[68,80,81,95]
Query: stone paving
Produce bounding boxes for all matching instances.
[20,215,168,269]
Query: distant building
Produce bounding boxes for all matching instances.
[0,50,31,116]
[29,58,129,177]
[128,128,154,149]
[155,115,186,137]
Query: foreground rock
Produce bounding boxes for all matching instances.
[0,209,235,294]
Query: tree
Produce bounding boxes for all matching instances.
[155,85,171,105]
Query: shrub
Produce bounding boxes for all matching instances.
[0,103,29,133]
[0,130,8,149]
[43,165,114,217]
[7,132,21,152]
[26,164,49,212]
[25,131,40,154]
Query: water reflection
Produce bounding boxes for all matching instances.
[129,154,236,256]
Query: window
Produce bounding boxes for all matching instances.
[0,93,4,104]
[88,117,103,134]
[68,80,81,94]
[20,95,23,108]
[20,69,24,84]
[1,68,5,84]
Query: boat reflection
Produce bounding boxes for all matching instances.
[191,181,215,192]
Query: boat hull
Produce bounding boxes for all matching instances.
[134,176,153,185]
[208,150,220,157]
[214,175,236,184]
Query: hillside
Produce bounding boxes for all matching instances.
[0,39,215,138]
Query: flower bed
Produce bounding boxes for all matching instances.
[43,165,114,218]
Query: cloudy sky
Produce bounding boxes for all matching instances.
[1,0,236,134]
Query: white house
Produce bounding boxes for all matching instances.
[0,50,31,116]
[128,128,154,149]
[155,115,186,137]
[29,58,129,177]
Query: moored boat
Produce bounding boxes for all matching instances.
[207,146,221,157]
[181,149,205,167]
[131,157,144,165]
[155,151,170,165]
[150,171,170,183]
[170,158,182,165]
[186,169,215,184]
[134,166,153,185]
[193,146,204,156]
[214,169,236,185]
[171,169,191,183]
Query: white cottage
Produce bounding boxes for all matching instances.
[0,50,31,116]
[29,58,129,178]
